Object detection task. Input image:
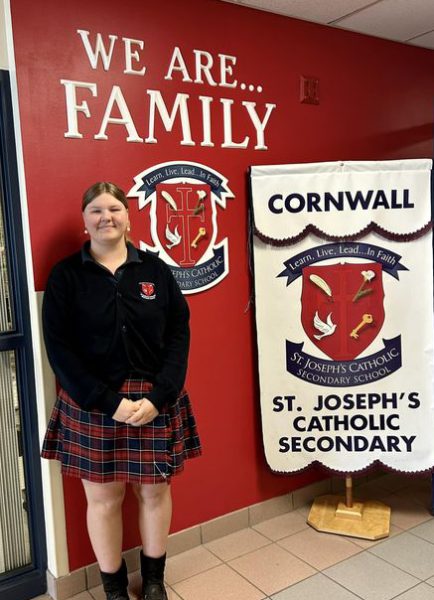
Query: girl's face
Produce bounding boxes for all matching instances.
[83,193,129,245]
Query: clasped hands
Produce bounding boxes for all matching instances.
[112,397,158,426]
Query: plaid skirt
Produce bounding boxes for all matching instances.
[41,378,202,483]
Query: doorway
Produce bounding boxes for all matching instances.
[0,70,47,600]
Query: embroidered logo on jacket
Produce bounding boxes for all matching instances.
[139,282,156,300]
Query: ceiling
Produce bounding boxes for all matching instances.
[220,0,434,50]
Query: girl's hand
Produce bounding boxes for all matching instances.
[112,398,140,422]
[125,398,158,426]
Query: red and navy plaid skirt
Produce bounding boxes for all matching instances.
[41,379,202,483]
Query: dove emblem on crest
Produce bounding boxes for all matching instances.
[313,311,337,340]
[165,224,181,249]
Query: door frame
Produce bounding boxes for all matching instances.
[0,69,47,600]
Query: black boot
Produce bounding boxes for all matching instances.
[100,559,129,600]
[140,551,168,600]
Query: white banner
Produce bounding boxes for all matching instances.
[251,159,434,473]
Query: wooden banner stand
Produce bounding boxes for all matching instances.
[307,476,391,540]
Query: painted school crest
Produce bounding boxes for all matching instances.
[129,161,234,294]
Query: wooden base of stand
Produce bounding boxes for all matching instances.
[307,494,391,540]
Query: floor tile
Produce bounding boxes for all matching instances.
[89,575,169,600]
[384,493,432,530]
[347,523,403,549]
[408,518,434,543]
[252,510,308,541]
[368,531,434,579]
[165,545,222,584]
[229,542,316,596]
[324,552,419,600]
[205,527,271,561]
[126,570,141,598]
[294,503,311,520]
[271,572,361,599]
[277,527,362,570]
[167,587,183,600]
[393,583,434,599]
[32,478,434,600]
[172,563,265,600]
[88,585,105,600]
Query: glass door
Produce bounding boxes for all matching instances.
[0,70,46,600]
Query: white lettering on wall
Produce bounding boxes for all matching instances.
[123,38,146,76]
[145,90,194,146]
[61,81,276,149]
[94,86,143,142]
[61,80,97,138]
[199,96,214,147]
[164,47,193,82]
[77,30,118,71]
[194,50,217,86]
[218,54,237,88]
[62,33,277,150]
[221,98,248,149]
[243,101,276,150]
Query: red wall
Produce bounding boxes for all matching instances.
[10,0,434,570]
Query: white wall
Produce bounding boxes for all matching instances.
[0,0,8,69]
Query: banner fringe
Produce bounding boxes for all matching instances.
[267,458,434,478]
[254,221,433,246]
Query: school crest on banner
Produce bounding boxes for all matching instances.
[300,262,384,361]
[250,159,434,474]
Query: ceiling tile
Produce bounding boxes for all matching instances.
[408,29,434,49]
[234,0,377,23]
[219,0,434,49]
[333,0,434,41]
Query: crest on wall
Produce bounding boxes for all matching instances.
[129,162,234,294]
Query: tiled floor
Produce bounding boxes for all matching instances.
[35,473,434,600]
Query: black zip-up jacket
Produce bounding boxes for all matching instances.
[42,243,190,416]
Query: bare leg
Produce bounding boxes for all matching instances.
[133,482,172,557]
[82,480,126,572]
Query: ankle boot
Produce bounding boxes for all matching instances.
[140,551,168,600]
[100,559,129,600]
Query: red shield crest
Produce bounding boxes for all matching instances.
[140,282,155,299]
[301,262,384,360]
[155,182,213,267]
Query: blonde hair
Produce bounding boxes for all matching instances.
[82,182,128,211]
